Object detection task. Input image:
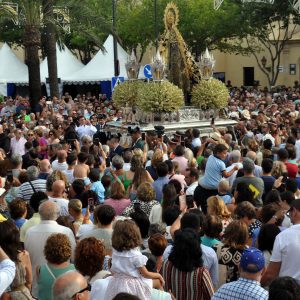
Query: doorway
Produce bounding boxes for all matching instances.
[243,67,254,86]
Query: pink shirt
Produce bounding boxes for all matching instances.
[104,198,131,216]
[172,156,188,173]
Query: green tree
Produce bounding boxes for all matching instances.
[242,0,300,88]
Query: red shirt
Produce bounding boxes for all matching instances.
[285,162,298,178]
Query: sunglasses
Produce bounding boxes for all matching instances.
[49,134,53,136]
[71,284,91,299]
[28,134,34,136]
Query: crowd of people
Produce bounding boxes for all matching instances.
[0,87,300,299]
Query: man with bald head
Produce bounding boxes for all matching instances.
[52,150,68,172]
[38,159,52,180]
[48,180,69,216]
[25,200,76,297]
[53,271,90,300]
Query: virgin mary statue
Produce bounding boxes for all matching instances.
[159,3,201,97]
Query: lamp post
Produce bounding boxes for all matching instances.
[112,0,119,77]
[261,56,271,72]
[261,56,267,68]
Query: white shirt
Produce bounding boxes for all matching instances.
[10,136,27,156]
[149,205,163,225]
[254,165,263,178]
[24,220,76,297]
[48,196,69,216]
[186,181,198,196]
[270,223,300,284]
[51,160,68,172]
[192,137,201,148]
[296,140,300,161]
[163,244,219,288]
[76,125,97,140]
[225,162,243,188]
[91,277,172,300]
[123,163,131,171]
[0,259,16,295]
[63,169,74,184]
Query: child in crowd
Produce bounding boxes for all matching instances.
[218,180,233,205]
[105,220,164,300]
[201,215,222,248]
[9,198,27,229]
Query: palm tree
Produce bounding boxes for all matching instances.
[1,0,113,108]
[22,1,42,109]
[42,0,58,97]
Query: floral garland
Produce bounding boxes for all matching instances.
[112,80,143,107]
[191,78,229,109]
[137,81,184,113]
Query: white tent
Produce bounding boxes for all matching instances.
[0,43,28,84]
[0,43,29,96]
[63,35,129,83]
[40,44,84,82]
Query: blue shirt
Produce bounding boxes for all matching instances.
[14,218,27,229]
[212,278,268,300]
[152,176,169,202]
[90,181,105,204]
[200,155,226,189]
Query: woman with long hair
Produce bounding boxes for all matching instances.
[149,183,178,225]
[214,220,248,288]
[104,181,131,215]
[122,155,143,191]
[127,167,153,201]
[207,195,232,234]
[0,219,33,299]
[47,130,60,145]
[161,228,214,300]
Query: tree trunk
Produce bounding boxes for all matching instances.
[24,25,42,110]
[42,0,59,97]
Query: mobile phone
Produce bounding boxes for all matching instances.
[106,157,111,168]
[211,117,215,126]
[88,198,95,213]
[186,195,194,209]
[7,170,13,183]
[94,138,100,145]
[142,132,146,141]
[282,173,288,184]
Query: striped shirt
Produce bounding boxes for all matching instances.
[17,179,47,202]
[160,260,214,300]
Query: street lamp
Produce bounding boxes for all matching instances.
[261,56,271,72]
[112,0,119,77]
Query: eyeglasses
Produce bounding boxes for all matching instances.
[71,284,91,299]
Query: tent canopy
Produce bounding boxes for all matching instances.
[40,44,84,82]
[0,43,28,84]
[63,35,130,83]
